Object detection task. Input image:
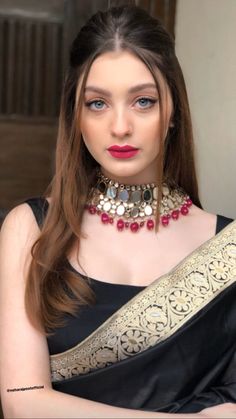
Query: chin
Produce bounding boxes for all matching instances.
[102,164,140,178]
[101,164,154,185]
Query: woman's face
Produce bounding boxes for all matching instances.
[80,50,173,184]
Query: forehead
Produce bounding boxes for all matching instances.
[84,50,166,90]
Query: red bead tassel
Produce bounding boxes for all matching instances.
[86,196,193,232]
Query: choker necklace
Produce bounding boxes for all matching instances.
[85,171,192,232]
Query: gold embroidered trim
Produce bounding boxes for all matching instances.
[50,220,236,382]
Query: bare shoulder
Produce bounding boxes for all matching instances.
[190,204,217,225]
[1,194,52,240]
[182,204,217,242]
[0,202,41,250]
[2,201,39,226]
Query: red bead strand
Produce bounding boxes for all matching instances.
[130,222,139,233]
[117,219,125,231]
[180,205,189,216]
[101,213,110,223]
[147,219,154,230]
[171,210,179,220]
[161,216,169,226]
[86,189,192,232]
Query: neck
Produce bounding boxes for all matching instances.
[100,167,157,186]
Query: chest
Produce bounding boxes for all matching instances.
[67,211,214,286]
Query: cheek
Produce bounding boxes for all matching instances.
[80,119,103,158]
[80,110,162,145]
[140,116,162,155]
[80,114,105,145]
[80,116,90,139]
[141,115,161,142]
[80,123,95,150]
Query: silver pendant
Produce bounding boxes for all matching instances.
[118,189,129,202]
[106,186,117,199]
[130,190,141,203]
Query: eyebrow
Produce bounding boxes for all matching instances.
[84,83,158,96]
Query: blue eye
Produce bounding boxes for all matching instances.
[84,97,157,111]
[136,97,157,108]
[85,100,106,110]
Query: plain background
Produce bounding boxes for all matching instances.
[175,0,236,219]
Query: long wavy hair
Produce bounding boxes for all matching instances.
[25,5,202,335]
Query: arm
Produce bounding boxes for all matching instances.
[0,204,232,419]
[3,388,202,419]
[200,403,236,418]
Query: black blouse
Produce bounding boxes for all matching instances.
[24,197,233,355]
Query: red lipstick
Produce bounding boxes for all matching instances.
[107,145,139,159]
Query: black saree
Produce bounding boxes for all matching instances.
[24,198,236,413]
[49,218,236,413]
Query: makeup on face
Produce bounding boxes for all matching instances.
[107,145,140,159]
[83,83,159,115]
[80,51,173,185]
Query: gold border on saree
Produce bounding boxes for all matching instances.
[50,220,236,382]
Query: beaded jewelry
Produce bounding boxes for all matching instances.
[85,171,192,232]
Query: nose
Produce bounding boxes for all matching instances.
[110,108,132,138]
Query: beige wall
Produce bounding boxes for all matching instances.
[175,0,236,219]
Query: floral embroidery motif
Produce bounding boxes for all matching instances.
[50,221,236,382]
[121,330,146,353]
[209,260,229,279]
[169,290,192,313]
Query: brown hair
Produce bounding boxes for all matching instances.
[25,5,202,335]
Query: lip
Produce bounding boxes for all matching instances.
[108,145,138,151]
[107,149,139,159]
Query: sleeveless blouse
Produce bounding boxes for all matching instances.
[24,197,233,355]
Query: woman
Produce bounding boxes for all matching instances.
[0,5,235,418]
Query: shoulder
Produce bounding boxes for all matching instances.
[1,202,40,235]
[0,198,46,260]
[190,205,234,224]
[188,205,234,236]
[189,204,217,230]
[0,194,52,245]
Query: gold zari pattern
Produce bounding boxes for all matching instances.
[50,220,236,382]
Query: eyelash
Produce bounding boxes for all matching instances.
[84,97,158,111]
